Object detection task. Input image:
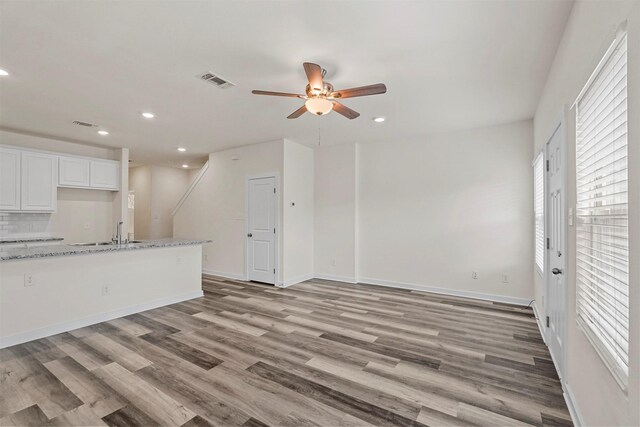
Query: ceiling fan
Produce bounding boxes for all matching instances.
[252,62,387,120]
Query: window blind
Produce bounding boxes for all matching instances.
[575,33,628,387]
[534,153,544,273]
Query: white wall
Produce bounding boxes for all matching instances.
[112,148,130,239]
[187,168,201,185]
[0,129,121,243]
[129,164,189,239]
[359,120,534,301]
[150,165,190,238]
[533,1,639,425]
[174,140,284,281]
[51,188,115,243]
[314,142,358,282]
[283,140,314,285]
[314,121,534,303]
[129,165,152,239]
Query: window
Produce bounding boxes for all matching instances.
[575,32,628,388]
[533,153,544,273]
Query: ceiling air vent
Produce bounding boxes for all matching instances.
[72,120,98,128]
[198,72,235,89]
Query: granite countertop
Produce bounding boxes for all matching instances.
[0,237,64,244]
[0,238,211,261]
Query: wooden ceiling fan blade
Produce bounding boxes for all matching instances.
[252,90,304,98]
[287,105,307,119]
[332,102,360,120]
[330,83,387,99]
[303,62,324,92]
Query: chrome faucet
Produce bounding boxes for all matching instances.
[112,221,126,245]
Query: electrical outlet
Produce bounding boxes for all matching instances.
[101,285,110,296]
[502,274,509,283]
[176,256,182,265]
[330,259,336,267]
[24,274,35,287]
[472,271,478,280]
[203,254,208,261]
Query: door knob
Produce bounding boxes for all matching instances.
[247,233,253,238]
[552,268,563,275]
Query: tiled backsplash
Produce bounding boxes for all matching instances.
[0,212,53,238]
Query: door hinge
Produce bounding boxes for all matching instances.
[273,268,275,274]
[546,316,550,327]
[546,160,549,172]
[273,188,276,194]
[546,238,550,249]
[273,228,276,234]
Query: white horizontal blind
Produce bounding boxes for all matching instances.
[575,33,628,386]
[534,153,544,273]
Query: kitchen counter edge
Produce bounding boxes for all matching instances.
[0,239,211,261]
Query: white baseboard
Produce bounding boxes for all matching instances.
[532,301,547,344]
[0,290,203,349]
[279,273,314,288]
[314,274,358,284]
[357,276,532,306]
[202,268,246,281]
[563,382,584,426]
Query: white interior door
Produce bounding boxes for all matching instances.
[546,121,566,378]
[247,177,276,284]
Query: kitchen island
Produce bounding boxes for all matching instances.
[0,239,209,348]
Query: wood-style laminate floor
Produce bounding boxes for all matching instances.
[0,275,572,427]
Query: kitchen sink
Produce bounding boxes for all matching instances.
[70,240,147,246]
[70,241,115,246]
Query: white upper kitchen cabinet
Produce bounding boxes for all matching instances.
[58,156,91,187]
[89,159,119,190]
[58,156,120,191]
[20,151,57,211]
[0,147,21,210]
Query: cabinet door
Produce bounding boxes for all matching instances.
[90,160,119,190]
[0,148,21,210]
[21,152,57,211]
[59,156,90,187]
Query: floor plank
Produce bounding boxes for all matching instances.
[0,275,572,426]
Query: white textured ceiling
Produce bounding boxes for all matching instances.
[0,0,573,166]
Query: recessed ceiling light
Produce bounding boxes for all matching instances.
[177,147,186,152]
[142,112,155,119]
[97,130,109,135]
[0,69,8,76]
[373,117,385,123]
[182,164,189,168]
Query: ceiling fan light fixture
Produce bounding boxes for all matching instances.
[305,98,333,116]
[252,62,386,120]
